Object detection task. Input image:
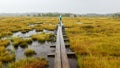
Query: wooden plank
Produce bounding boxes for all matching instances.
[59,24,70,68]
[48,53,55,57]
[67,52,75,57]
[54,26,62,68]
[64,38,69,41]
[63,35,68,38]
[48,52,75,57]
[50,45,56,48]
[54,22,70,68]
[65,43,70,46]
[50,44,70,48]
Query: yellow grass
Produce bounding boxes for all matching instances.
[0,16,120,68]
[31,33,54,42]
[8,57,48,68]
[24,48,36,56]
[64,17,120,68]
[0,39,10,47]
[0,46,15,63]
[0,17,58,37]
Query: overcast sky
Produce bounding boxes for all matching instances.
[0,0,120,14]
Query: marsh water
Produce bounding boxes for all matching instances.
[12,29,54,38]
[5,29,55,61]
[6,41,55,61]
[1,25,78,68]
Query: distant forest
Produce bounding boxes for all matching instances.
[0,12,120,18]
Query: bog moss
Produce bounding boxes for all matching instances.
[31,33,55,43]
[24,48,36,56]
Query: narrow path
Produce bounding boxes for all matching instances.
[54,24,62,68]
[48,21,77,68]
[55,22,70,68]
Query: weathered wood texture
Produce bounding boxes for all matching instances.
[54,22,70,68]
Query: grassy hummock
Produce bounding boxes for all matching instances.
[24,48,36,57]
[11,37,32,48]
[8,57,48,68]
[0,39,10,47]
[0,46,15,63]
[31,33,55,43]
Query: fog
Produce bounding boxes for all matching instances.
[0,0,120,14]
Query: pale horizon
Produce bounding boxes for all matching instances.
[0,0,120,14]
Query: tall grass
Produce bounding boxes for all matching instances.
[0,17,57,38]
[32,33,55,42]
[0,46,15,63]
[64,17,120,68]
[8,57,48,68]
[0,39,10,47]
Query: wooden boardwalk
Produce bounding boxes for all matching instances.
[54,22,70,68]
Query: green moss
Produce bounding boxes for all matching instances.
[11,37,23,47]
[11,37,31,48]
[21,27,33,33]
[1,31,12,37]
[1,54,15,63]
[32,33,47,43]
[12,42,19,48]
[48,34,56,42]
[32,33,55,43]
[24,48,36,56]
[32,24,43,32]
[20,42,28,48]
[24,38,32,44]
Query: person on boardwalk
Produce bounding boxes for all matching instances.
[59,15,63,26]
[59,15,62,21]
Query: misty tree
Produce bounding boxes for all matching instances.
[113,13,120,18]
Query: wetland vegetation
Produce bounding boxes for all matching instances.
[0,16,120,68]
